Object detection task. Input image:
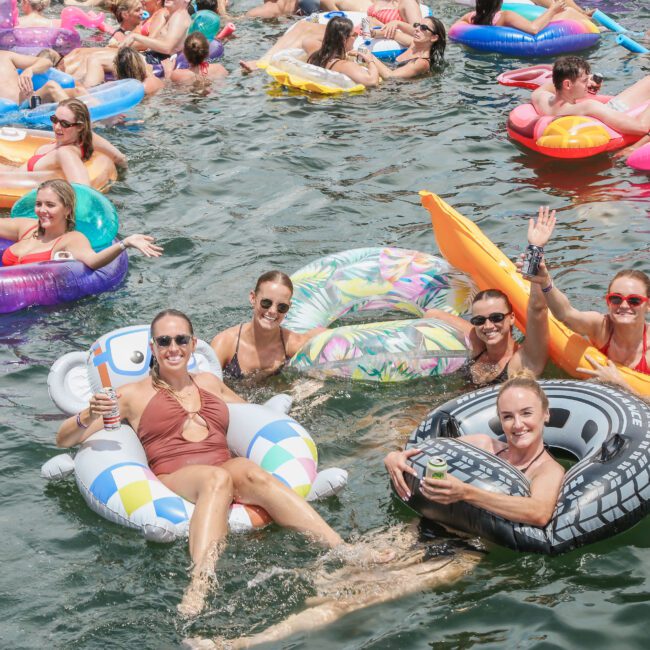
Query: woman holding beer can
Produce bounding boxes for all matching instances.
[385,371,565,526]
[424,207,554,386]
[520,216,650,391]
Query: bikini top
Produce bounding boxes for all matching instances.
[222,323,290,380]
[1,224,64,267]
[598,323,649,375]
[395,57,429,69]
[26,144,87,172]
[464,349,510,386]
[367,5,402,24]
[198,61,210,76]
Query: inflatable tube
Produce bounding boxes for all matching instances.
[0,128,117,207]
[506,99,647,158]
[0,69,76,115]
[59,7,107,33]
[43,330,348,541]
[0,184,126,313]
[262,49,365,95]
[497,64,552,90]
[627,142,650,172]
[400,380,650,554]
[0,79,145,128]
[0,26,81,56]
[420,191,650,396]
[0,0,17,29]
[449,3,600,57]
[284,247,476,381]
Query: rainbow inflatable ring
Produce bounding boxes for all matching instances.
[507,98,648,158]
[41,325,348,542]
[449,3,599,57]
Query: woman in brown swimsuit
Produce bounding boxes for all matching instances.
[57,308,344,618]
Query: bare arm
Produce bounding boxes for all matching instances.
[284,326,327,357]
[533,0,593,16]
[574,101,650,136]
[210,329,235,369]
[124,14,188,55]
[514,283,549,377]
[0,217,32,240]
[58,146,91,185]
[92,131,127,166]
[334,54,380,87]
[501,0,567,35]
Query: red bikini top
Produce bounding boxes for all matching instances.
[1,224,63,267]
[598,323,649,375]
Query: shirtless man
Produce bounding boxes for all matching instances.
[245,0,361,20]
[0,50,52,106]
[531,55,650,137]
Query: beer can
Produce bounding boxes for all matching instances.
[521,244,543,279]
[29,95,42,109]
[100,387,121,431]
[425,456,447,480]
[360,17,371,40]
[356,43,369,65]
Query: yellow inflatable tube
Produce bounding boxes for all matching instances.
[261,49,365,96]
[420,190,649,397]
[0,128,117,209]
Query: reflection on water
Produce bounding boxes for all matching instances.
[2,0,650,647]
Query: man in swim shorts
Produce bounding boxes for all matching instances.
[532,56,650,136]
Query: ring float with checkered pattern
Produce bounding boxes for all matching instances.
[42,326,348,542]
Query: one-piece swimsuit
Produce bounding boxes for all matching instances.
[222,323,290,379]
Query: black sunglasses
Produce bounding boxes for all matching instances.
[259,298,290,314]
[153,334,192,347]
[469,312,511,326]
[50,115,81,128]
[413,22,435,35]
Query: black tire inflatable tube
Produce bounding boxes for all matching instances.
[401,380,650,555]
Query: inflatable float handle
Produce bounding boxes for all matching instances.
[306,467,348,501]
[216,22,235,40]
[263,394,293,415]
[616,34,649,54]
[41,453,75,480]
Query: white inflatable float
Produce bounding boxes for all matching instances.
[42,325,348,542]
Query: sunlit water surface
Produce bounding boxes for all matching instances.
[1,0,649,647]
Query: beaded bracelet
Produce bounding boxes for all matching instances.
[76,412,88,429]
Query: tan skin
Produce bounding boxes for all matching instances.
[211,281,323,377]
[385,385,565,526]
[0,186,161,268]
[425,207,552,385]
[57,314,344,617]
[0,51,52,105]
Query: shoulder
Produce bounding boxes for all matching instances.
[530,454,565,485]
[56,144,83,160]
[211,324,240,349]
[169,69,192,83]
[193,371,228,396]
[460,433,504,454]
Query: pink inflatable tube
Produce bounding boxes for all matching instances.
[627,143,650,172]
[0,27,81,56]
[0,238,128,313]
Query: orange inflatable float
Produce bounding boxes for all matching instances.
[0,127,116,208]
[420,190,649,396]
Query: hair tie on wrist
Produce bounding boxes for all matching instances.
[542,281,554,293]
[76,412,88,429]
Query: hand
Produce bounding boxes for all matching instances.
[119,33,137,48]
[419,473,467,505]
[88,391,120,419]
[18,69,34,96]
[577,354,628,388]
[378,21,400,40]
[122,234,163,257]
[549,0,567,14]
[350,49,374,64]
[516,255,551,285]
[384,449,421,499]
[527,206,556,247]
[114,153,128,168]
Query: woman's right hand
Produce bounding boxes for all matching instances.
[350,49,374,65]
[527,206,556,247]
[384,449,421,500]
[516,255,551,285]
[122,234,163,257]
[88,391,119,420]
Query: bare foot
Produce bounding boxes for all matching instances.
[239,60,259,74]
[178,571,217,619]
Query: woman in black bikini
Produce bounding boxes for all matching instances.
[386,371,565,526]
[211,270,322,380]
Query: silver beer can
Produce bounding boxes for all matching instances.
[521,244,544,279]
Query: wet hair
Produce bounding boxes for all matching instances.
[183,32,209,67]
[472,288,513,313]
[424,16,446,70]
[307,16,354,69]
[254,270,293,295]
[471,0,503,26]
[108,0,142,23]
[196,0,217,10]
[497,369,549,413]
[57,98,93,161]
[149,309,195,392]
[36,180,76,236]
[25,0,50,12]
[115,46,147,82]
[552,56,591,91]
[607,270,650,297]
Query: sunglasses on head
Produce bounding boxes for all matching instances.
[470,312,511,326]
[605,293,648,308]
[153,334,192,347]
[259,298,290,314]
[50,115,81,129]
[413,22,435,35]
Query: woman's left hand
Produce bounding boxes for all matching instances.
[528,206,556,248]
[378,21,401,40]
[577,354,628,388]
[419,474,467,505]
[122,234,163,257]
[119,34,137,48]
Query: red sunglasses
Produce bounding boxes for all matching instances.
[605,293,648,308]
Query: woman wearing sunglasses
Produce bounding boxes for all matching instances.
[17,98,127,185]
[211,271,323,380]
[57,309,364,617]
[424,209,552,386]
[522,221,649,389]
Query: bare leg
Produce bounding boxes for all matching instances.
[398,0,422,24]
[614,75,650,110]
[246,0,297,19]
[239,22,326,72]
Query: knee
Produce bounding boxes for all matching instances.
[241,463,274,489]
[200,467,234,499]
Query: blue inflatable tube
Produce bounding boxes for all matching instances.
[0,79,145,128]
[449,4,600,57]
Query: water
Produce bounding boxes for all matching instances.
[2,1,650,647]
